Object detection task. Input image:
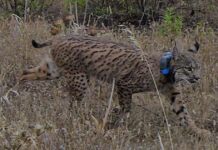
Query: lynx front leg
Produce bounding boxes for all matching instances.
[107,86,132,128]
[117,87,132,113]
[170,92,211,137]
[64,71,89,108]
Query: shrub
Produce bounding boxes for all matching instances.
[159,7,183,36]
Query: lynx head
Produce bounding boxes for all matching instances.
[172,40,201,85]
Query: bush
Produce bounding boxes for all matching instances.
[159,7,183,36]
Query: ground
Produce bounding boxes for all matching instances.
[0,18,217,149]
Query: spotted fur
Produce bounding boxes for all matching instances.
[20,34,210,136]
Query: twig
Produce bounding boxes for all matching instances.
[103,78,115,128]
[10,14,23,36]
[75,1,79,24]
[11,14,23,24]
[87,14,91,26]
[24,0,28,22]
[83,0,89,26]
[139,12,145,26]
[91,78,115,134]
[123,28,174,150]
[158,132,165,150]
[1,81,20,105]
[144,49,174,150]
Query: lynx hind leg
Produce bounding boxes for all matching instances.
[170,92,211,137]
[65,71,89,106]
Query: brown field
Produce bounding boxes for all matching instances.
[0,18,217,149]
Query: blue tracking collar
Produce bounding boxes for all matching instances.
[160,52,173,76]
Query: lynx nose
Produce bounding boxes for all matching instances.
[189,75,200,83]
[22,69,29,75]
[193,75,200,81]
[194,76,200,80]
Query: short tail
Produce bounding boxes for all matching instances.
[32,40,52,48]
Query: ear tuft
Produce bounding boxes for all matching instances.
[188,41,200,53]
[172,41,179,60]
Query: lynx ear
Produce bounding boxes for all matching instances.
[172,41,179,60]
[188,41,200,53]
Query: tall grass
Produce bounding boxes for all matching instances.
[0,19,217,149]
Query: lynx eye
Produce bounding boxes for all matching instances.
[186,67,193,71]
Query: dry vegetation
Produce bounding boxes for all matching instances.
[0,17,217,149]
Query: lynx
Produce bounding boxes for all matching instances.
[20,34,210,136]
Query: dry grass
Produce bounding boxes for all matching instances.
[0,17,217,149]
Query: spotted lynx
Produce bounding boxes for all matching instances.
[20,34,210,136]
